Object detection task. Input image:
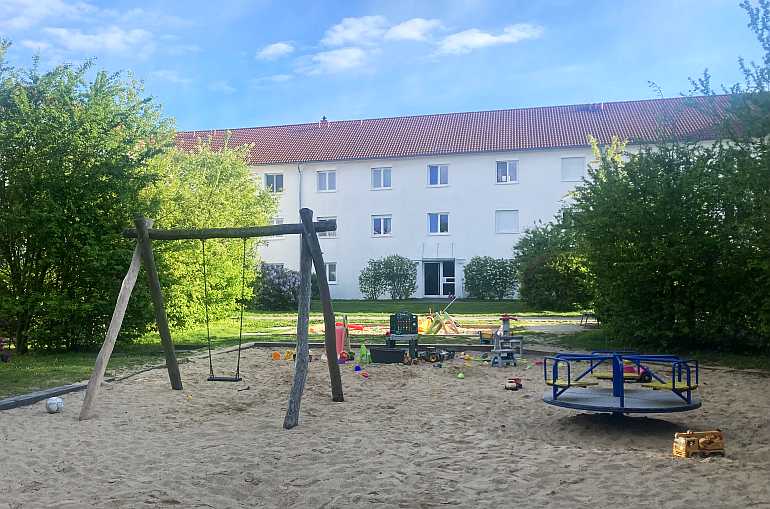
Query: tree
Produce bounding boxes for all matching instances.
[144,142,276,326]
[513,220,593,310]
[463,256,517,300]
[0,42,172,352]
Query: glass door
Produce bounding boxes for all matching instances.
[424,260,455,296]
[424,262,440,296]
[441,260,455,296]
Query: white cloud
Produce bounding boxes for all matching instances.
[0,0,95,31]
[149,69,191,84]
[437,23,543,55]
[43,26,154,54]
[306,47,367,74]
[321,16,387,46]
[20,40,52,52]
[209,80,236,94]
[253,74,293,84]
[256,42,294,60]
[385,18,441,41]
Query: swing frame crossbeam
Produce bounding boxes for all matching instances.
[78,208,342,430]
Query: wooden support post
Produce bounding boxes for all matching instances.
[135,216,183,390]
[299,208,344,402]
[79,223,150,420]
[283,233,313,429]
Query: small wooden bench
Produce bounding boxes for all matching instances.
[545,379,598,388]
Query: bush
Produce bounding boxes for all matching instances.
[571,137,770,351]
[358,259,387,300]
[358,255,417,299]
[514,221,593,310]
[254,264,301,310]
[0,42,172,352]
[146,142,276,327]
[463,256,517,300]
[382,255,418,299]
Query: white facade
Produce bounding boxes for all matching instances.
[252,146,596,299]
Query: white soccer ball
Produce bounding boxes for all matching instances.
[45,397,64,414]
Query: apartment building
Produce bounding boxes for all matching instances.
[177,95,728,299]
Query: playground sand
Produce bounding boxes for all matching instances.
[1,349,769,508]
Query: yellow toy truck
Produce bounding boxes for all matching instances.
[672,430,725,458]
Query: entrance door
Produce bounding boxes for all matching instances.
[424,260,455,296]
[424,262,440,296]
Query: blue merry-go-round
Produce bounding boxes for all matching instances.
[542,351,701,415]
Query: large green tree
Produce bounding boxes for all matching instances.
[0,42,172,352]
[144,142,276,327]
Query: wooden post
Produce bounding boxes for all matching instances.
[79,222,150,421]
[283,233,313,429]
[135,216,183,390]
[299,208,344,402]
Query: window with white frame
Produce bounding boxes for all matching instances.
[495,210,520,234]
[427,164,448,186]
[371,167,392,190]
[317,216,337,238]
[326,262,337,284]
[269,217,284,238]
[496,161,518,183]
[317,170,336,192]
[371,215,392,236]
[561,157,586,182]
[428,212,449,234]
[264,173,284,193]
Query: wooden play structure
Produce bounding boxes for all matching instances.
[78,208,343,429]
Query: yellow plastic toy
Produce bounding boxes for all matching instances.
[284,349,295,361]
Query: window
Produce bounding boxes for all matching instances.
[496,161,518,183]
[428,212,449,234]
[495,210,520,234]
[264,173,284,193]
[326,262,337,284]
[317,216,337,238]
[561,157,586,182]
[371,167,392,190]
[427,164,448,186]
[372,215,392,236]
[269,217,284,238]
[317,170,336,192]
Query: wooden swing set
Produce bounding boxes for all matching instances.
[78,208,343,429]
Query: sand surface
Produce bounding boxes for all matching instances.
[1,348,769,508]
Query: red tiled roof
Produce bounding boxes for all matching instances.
[176,95,731,165]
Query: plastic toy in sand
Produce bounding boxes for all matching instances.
[672,430,725,458]
[543,351,701,415]
[505,377,523,391]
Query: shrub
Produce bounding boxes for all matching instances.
[382,255,418,299]
[514,221,593,310]
[0,42,171,352]
[463,257,517,300]
[358,259,387,300]
[254,264,301,310]
[146,142,276,327]
[358,255,417,299]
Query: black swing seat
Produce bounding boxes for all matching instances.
[207,375,242,382]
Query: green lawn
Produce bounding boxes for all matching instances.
[3,299,767,399]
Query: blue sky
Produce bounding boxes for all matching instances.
[0,0,763,131]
